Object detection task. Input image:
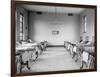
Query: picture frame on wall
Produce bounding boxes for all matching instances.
[11,0,97,77]
[52,31,59,35]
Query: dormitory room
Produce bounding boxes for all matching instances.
[15,4,95,73]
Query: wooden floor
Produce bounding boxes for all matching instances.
[24,47,81,73]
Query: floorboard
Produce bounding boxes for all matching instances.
[28,47,81,72]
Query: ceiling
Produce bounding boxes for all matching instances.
[22,5,86,14]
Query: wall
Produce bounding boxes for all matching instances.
[80,9,95,41]
[29,12,80,45]
[16,6,28,42]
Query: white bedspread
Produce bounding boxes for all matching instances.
[82,51,89,63]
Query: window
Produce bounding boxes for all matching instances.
[83,15,87,33]
[19,13,24,40]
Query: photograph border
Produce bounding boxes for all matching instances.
[11,0,97,77]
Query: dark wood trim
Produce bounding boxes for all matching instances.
[11,0,97,76]
[16,69,96,76]
[11,0,16,77]
[94,6,97,70]
[15,1,96,8]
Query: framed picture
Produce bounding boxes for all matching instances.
[52,31,59,35]
[11,0,97,77]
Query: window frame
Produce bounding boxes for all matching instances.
[83,15,87,33]
[19,13,24,41]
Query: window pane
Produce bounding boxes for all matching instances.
[20,36,23,40]
[20,23,22,32]
[20,32,22,35]
[20,14,23,22]
[84,16,87,33]
[83,15,87,33]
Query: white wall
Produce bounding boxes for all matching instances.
[80,9,95,41]
[16,6,28,42]
[29,12,80,45]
